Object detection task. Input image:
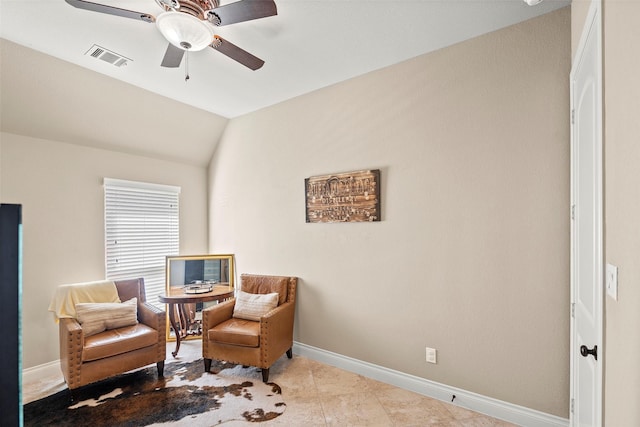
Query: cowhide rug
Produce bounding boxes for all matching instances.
[24,359,286,426]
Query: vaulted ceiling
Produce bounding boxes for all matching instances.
[0,0,570,165]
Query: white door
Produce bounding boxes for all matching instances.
[570,2,603,426]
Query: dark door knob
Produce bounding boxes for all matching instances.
[580,344,598,360]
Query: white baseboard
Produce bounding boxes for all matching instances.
[22,359,61,386]
[293,342,569,427]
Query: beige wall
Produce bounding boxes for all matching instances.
[208,8,571,416]
[602,1,640,425]
[0,133,209,368]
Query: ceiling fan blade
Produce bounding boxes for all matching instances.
[65,0,155,23]
[211,36,265,70]
[210,0,277,26]
[161,43,185,68]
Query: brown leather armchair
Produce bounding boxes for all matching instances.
[58,278,166,390]
[202,274,297,382]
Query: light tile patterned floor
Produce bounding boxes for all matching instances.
[23,341,516,426]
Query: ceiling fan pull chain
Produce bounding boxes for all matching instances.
[184,50,190,82]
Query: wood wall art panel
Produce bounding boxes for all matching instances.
[305,169,380,223]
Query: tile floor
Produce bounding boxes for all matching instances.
[23,341,516,426]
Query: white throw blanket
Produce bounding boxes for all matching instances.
[48,280,120,321]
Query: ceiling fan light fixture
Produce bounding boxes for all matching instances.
[156,12,214,51]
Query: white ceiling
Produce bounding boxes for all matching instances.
[0,0,570,119]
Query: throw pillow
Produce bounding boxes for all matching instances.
[232,291,279,321]
[75,297,138,337]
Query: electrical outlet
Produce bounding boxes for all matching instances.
[426,347,437,364]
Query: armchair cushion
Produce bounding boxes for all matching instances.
[75,297,138,337]
[208,318,260,347]
[82,323,158,362]
[232,291,279,321]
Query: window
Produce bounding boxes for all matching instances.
[104,178,180,309]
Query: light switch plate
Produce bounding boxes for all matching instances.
[606,263,618,300]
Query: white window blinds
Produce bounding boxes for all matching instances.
[104,178,180,309]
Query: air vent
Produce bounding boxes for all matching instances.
[85,44,132,67]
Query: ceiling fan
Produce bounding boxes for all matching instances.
[65,0,277,71]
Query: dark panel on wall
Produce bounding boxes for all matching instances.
[0,204,22,426]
